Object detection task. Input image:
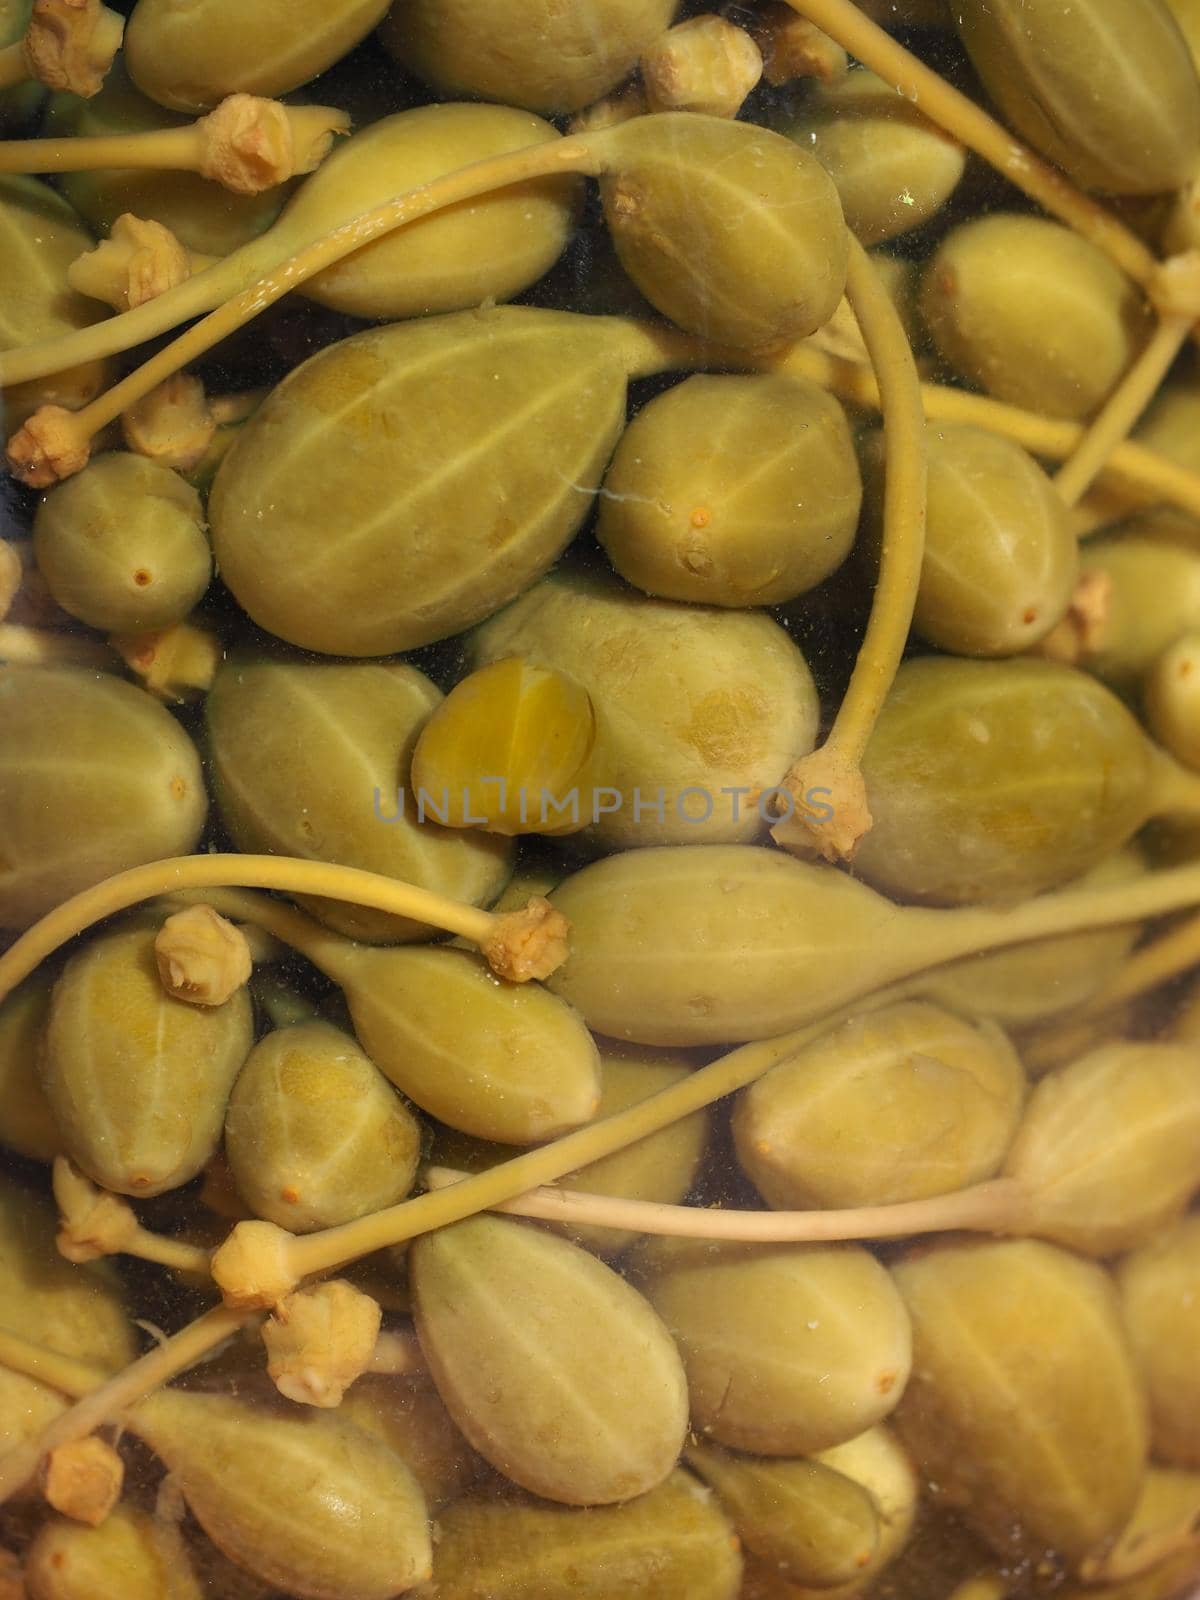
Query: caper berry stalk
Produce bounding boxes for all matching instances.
[2,119,929,850]
[1022,907,1200,1073]
[0,1325,434,1600]
[2,111,848,487]
[53,1157,211,1273]
[781,343,1200,517]
[0,917,1196,1509]
[0,95,346,193]
[771,234,926,860]
[0,855,568,999]
[783,0,1200,521]
[430,1036,1200,1257]
[0,0,123,99]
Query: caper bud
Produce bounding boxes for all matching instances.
[33,453,210,633]
[921,215,1151,420]
[597,374,861,607]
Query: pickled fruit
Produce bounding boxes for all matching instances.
[953,0,1200,195]
[920,215,1151,420]
[411,1213,689,1504]
[380,0,676,113]
[635,1238,912,1454]
[419,1469,743,1599]
[319,942,601,1143]
[1063,532,1200,691]
[338,1374,481,1510]
[297,103,580,320]
[892,1238,1147,1563]
[224,1021,421,1232]
[431,1043,710,1255]
[1145,630,1200,770]
[543,843,1197,1045]
[209,310,630,656]
[0,667,207,929]
[914,847,1144,1029]
[33,452,210,633]
[859,424,1077,656]
[0,175,108,417]
[780,67,966,244]
[685,1442,879,1588]
[41,921,254,1195]
[23,1507,203,1600]
[206,658,510,942]
[852,657,1200,905]
[734,1002,1026,1210]
[597,374,861,606]
[600,113,847,349]
[130,1388,433,1600]
[1001,1041,1200,1255]
[0,1173,134,1368]
[124,0,391,112]
[472,570,820,848]
[0,974,60,1161]
[1118,1215,1200,1468]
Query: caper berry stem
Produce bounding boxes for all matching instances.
[780,343,1200,518]
[0,1304,256,1507]
[0,0,124,97]
[774,235,926,860]
[0,99,349,191]
[1054,309,1197,508]
[424,1165,1027,1242]
[210,1013,871,1310]
[1,235,284,391]
[0,1328,99,1399]
[1022,910,1200,1075]
[0,855,569,1004]
[782,0,1158,287]
[215,839,1200,1297]
[0,118,588,392]
[53,1156,213,1274]
[3,131,607,485]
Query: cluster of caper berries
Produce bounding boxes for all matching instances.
[7,0,1200,1597]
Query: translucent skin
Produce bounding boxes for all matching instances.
[601,114,848,351]
[298,104,580,319]
[921,214,1151,421]
[893,1238,1148,1564]
[0,667,207,931]
[598,374,861,607]
[209,310,629,656]
[853,657,1159,905]
[954,0,1200,195]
